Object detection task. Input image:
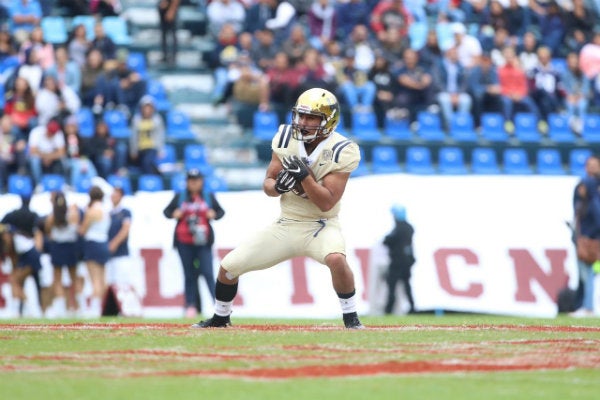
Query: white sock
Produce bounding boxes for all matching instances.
[90,297,102,317]
[339,294,357,314]
[214,300,233,317]
[53,297,67,314]
[76,294,86,311]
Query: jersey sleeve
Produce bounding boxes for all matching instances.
[271,124,294,160]
[333,140,360,173]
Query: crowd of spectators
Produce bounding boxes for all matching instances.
[203,0,600,137]
[0,0,155,194]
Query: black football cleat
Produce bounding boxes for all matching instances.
[191,314,232,328]
[343,313,365,330]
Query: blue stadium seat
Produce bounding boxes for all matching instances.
[582,114,600,142]
[102,16,132,45]
[550,58,567,75]
[166,110,194,140]
[170,174,186,192]
[536,149,565,175]
[76,107,95,138]
[503,148,532,175]
[41,16,68,44]
[371,145,402,174]
[137,174,164,192]
[205,175,229,192]
[481,113,508,142]
[41,174,66,192]
[438,147,468,175]
[471,147,500,174]
[71,15,96,41]
[384,115,411,140]
[409,22,428,50]
[127,52,147,78]
[107,175,132,195]
[569,148,592,176]
[449,112,478,142]
[547,113,575,142]
[351,147,370,177]
[436,22,454,51]
[8,175,33,197]
[156,144,177,173]
[514,112,541,142]
[146,79,172,112]
[351,111,382,141]
[416,111,445,141]
[103,109,131,139]
[184,144,209,170]
[253,110,279,140]
[405,146,435,174]
[73,176,92,193]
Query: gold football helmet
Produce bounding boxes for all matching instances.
[291,88,340,142]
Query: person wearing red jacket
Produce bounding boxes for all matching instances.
[370,0,414,42]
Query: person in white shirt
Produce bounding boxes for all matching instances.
[27,118,66,186]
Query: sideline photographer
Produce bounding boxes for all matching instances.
[163,169,225,318]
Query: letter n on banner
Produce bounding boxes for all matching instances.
[510,249,569,302]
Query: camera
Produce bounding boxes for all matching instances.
[187,215,207,246]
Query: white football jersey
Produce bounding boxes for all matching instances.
[271,124,360,221]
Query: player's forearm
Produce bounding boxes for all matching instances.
[301,178,338,212]
[263,177,281,197]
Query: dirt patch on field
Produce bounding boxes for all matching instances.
[2,323,599,379]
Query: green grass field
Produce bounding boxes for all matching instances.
[1,315,599,400]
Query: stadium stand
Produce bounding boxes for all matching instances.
[438,147,468,175]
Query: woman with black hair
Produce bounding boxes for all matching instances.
[44,191,82,318]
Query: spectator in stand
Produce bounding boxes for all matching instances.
[232,62,264,129]
[163,168,225,318]
[296,47,336,95]
[35,74,81,126]
[393,48,434,123]
[129,95,165,175]
[91,21,117,63]
[517,31,540,73]
[378,25,410,67]
[63,115,98,187]
[338,48,377,113]
[505,0,529,43]
[467,52,503,130]
[45,47,81,98]
[418,28,443,71]
[370,0,414,44]
[497,45,541,134]
[259,51,304,123]
[27,117,67,186]
[249,29,277,71]
[9,0,42,45]
[243,0,276,34]
[529,46,562,133]
[528,0,566,57]
[488,0,509,33]
[205,23,241,105]
[434,45,472,132]
[59,0,89,17]
[452,22,482,69]
[4,76,37,140]
[281,24,311,66]
[19,26,54,70]
[489,27,514,67]
[369,53,399,129]
[114,67,146,119]
[78,185,111,318]
[263,0,297,46]
[43,191,81,319]
[561,51,590,135]
[15,46,43,95]
[80,48,107,109]
[342,24,376,75]
[90,0,122,17]
[335,0,371,40]
[579,30,600,108]
[67,23,91,68]
[564,0,595,53]
[0,30,17,64]
[0,116,18,192]
[1,195,43,318]
[106,186,133,290]
[307,0,338,51]
[206,0,247,38]
[88,120,126,178]
[158,0,180,66]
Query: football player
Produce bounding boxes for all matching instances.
[194,88,364,329]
